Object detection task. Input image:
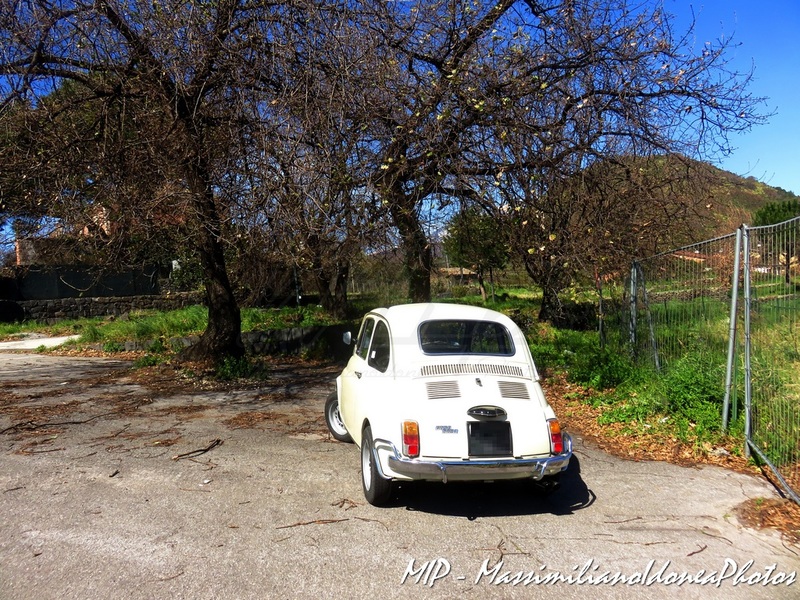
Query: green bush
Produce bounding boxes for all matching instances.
[598,396,659,425]
[147,338,167,354]
[662,354,725,434]
[568,345,635,390]
[79,324,104,343]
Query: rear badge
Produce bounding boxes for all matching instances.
[435,425,459,434]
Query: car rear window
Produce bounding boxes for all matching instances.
[418,320,515,356]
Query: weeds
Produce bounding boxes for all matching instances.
[133,353,165,368]
[214,356,269,381]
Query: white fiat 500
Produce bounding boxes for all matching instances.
[325,303,573,506]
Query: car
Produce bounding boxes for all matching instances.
[324,302,573,506]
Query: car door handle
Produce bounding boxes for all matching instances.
[355,371,362,379]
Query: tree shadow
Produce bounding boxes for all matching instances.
[391,455,594,519]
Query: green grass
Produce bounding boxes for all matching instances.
[1,305,346,347]
[70,306,209,344]
[0,317,95,340]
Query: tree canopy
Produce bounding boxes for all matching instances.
[0,0,769,352]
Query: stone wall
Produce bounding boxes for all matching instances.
[18,292,203,323]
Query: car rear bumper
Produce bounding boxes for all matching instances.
[376,433,573,484]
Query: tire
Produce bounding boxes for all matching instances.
[361,425,392,506]
[324,391,352,443]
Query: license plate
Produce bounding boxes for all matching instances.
[467,421,512,457]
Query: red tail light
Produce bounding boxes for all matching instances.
[548,419,564,455]
[402,421,420,458]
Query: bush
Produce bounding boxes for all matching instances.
[598,395,660,425]
[79,324,104,343]
[662,354,725,434]
[568,345,635,390]
[147,338,167,353]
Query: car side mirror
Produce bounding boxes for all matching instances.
[342,331,352,346]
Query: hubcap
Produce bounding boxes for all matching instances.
[362,444,372,490]
[329,404,346,435]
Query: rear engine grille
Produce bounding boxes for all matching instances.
[498,381,530,399]
[420,363,523,377]
[426,381,461,399]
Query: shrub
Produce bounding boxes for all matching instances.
[662,353,725,434]
[568,345,635,390]
[79,323,103,343]
[147,338,167,354]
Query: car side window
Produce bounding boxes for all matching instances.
[355,317,375,360]
[368,321,391,373]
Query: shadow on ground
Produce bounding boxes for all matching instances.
[390,455,594,519]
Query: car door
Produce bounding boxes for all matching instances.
[339,316,392,445]
[339,317,374,438]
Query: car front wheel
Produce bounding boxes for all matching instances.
[361,425,392,506]
[324,391,352,443]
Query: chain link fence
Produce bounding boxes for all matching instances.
[627,217,800,505]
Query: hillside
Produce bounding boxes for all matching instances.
[706,166,799,233]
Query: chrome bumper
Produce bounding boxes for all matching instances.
[377,433,573,484]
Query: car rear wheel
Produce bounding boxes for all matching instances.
[324,391,352,443]
[361,425,392,506]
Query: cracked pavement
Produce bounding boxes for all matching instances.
[0,352,797,599]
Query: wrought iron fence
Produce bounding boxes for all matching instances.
[627,217,800,505]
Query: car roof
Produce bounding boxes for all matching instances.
[368,302,520,340]
[363,302,535,375]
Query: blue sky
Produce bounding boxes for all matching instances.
[667,0,800,194]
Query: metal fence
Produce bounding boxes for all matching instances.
[628,217,800,505]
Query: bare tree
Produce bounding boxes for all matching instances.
[221,3,390,317]
[0,0,291,360]
[452,0,765,319]
[334,0,765,306]
[348,0,524,302]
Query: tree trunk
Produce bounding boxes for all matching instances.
[522,255,567,323]
[315,261,350,320]
[538,284,564,323]
[178,168,243,362]
[390,195,432,303]
[477,267,487,302]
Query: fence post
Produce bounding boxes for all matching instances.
[628,261,638,354]
[742,226,753,459]
[637,263,661,372]
[722,226,743,431]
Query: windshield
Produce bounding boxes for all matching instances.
[418,319,515,356]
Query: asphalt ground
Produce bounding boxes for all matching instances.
[0,350,797,600]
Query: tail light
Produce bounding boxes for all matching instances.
[548,419,564,455]
[402,421,420,458]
